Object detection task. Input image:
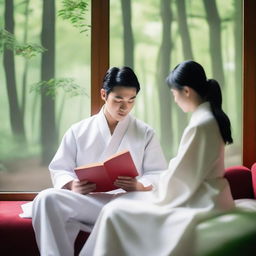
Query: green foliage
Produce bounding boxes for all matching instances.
[30,78,88,99]
[58,0,90,33]
[0,28,46,59]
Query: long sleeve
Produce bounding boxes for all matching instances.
[156,116,224,206]
[49,128,78,188]
[138,131,168,188]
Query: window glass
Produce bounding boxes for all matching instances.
[110,0,242,167]
[0,0,91,191]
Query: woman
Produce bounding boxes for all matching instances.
[32,66,167,256]
[81,60,235,256]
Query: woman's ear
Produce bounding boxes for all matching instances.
[100,89,107,101]
[183,86,190,97]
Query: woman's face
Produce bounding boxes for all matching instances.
[101,86,137,123]
[171,88,192,112]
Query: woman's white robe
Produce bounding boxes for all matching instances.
[81,102,235,256]
[32,107,167,256]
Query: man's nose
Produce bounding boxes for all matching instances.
[120,102,128,110]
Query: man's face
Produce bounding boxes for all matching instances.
[101,86,137,122]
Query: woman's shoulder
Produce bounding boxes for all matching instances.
[190,105,216,127]
[187,113,220,142]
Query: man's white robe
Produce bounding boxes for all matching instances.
[49,107,167,189]
[32,107,167,256]
[80,102,235,256]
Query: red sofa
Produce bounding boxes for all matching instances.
[251,162,256,197]
[0,165,256,256]
[0,201,89,256]
[224,165,255,199]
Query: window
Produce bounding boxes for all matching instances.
[110,0,243,166]
[1,0,256,198]
[0,0,91,192]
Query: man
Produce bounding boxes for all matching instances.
[32,66,167,256]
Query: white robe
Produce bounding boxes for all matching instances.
[80,102,235,256]
[49,107,167,189]
[32,107,167,256]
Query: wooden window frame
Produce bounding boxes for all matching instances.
[243,0,256,168]
[1,0,255,200]
[91,0,109,115]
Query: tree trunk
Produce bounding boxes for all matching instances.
[140,58,148,123]
[3,0,26,143]
[176,0,194,60]
[21,0,30,118]
[203,0,225,87]
[40,0,57,164]
[121,0,134,68]
[175,0,191,140]
[156,0,173,158]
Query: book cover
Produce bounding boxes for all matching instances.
[74,150,138,192]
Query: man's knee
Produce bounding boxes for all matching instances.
[34,188,63,208]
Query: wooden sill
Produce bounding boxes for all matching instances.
[0,192,37,201]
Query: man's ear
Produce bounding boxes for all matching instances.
[100,89,107,101]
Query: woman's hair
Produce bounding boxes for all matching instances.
[102,66,140,95]
[166,60,233,145]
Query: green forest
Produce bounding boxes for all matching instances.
[110,0,242,166]
[0,0,242,191]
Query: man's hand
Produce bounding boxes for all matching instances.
[66,179,96,194]
[114,176,152,192]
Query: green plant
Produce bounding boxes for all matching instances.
[30,78,88,99]
[58,0,90,33]
[0,28,46,59]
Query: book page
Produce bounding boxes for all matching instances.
[75,162,103,170]
[104,151,138,182]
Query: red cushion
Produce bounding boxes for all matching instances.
[0,201,89,256]
[251,162,256,198]
[0,201,39,256]
[224,166,254,199]
[75,230,90,255]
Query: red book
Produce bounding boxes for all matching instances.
[74,150,138,192]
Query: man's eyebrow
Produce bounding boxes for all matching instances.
[114,95,137,99]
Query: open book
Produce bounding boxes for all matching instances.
[74,150,138,192]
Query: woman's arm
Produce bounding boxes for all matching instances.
[138,131,168,189]
[156,119,223,206]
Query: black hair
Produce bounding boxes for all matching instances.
[166,60,233,145]
[102,66,140,95]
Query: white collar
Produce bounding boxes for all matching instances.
[98,105,130,140]
[97,106,131,159]
[190,102,212,125]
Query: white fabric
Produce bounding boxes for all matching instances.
[80,102,235,256]
[32,189,118,256]
[31,107,167,256]
[49,107,167,189]
[235,198,256,211]
[19,201,33,218]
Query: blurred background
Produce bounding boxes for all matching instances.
[0,0,242,191]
